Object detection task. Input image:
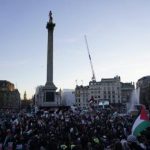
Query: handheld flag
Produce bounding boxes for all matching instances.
[132,105,150,136]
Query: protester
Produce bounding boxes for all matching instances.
[0,107,149,150]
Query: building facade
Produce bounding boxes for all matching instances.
[0,80,20,110]
[76,85,89,108]
[136,76,150,108]
[75,76,134,108]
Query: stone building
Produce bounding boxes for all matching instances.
[136,76,150,108]
[75,76,134,108]
[0,80,20,110]
[76,85,89,108]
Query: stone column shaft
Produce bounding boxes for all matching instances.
[47,28,54,83]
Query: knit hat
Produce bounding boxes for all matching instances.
[127,135,137,143]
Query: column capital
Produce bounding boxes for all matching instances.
[46,22,55,30]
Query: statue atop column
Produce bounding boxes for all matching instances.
[49,11,53,23]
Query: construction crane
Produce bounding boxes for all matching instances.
[84,35,96,81]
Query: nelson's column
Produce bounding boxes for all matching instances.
[43,11,57,106]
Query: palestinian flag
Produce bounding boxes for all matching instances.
[132,105,150,136]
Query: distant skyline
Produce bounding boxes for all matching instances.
[0,0,150,99]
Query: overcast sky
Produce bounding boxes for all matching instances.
[0,0,150,99]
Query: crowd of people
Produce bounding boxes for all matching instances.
[0,107,150,150]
